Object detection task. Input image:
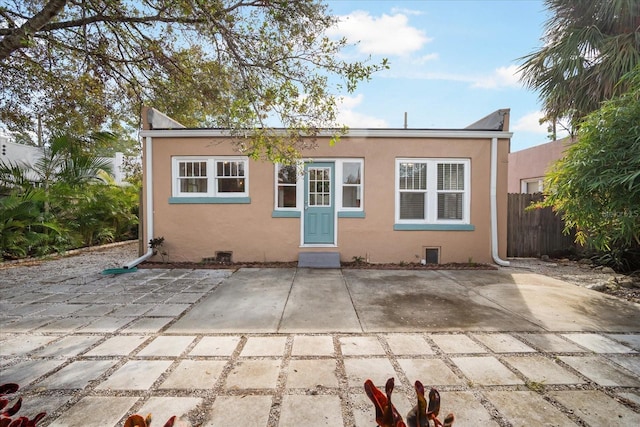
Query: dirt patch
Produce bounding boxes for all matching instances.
[506,257,640,304]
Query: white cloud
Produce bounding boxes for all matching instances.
[327,10,431,56]
[395,64,522,89]
[390,7,424,16]
[336,95,389,128]
[413,53,439,65]
[512,111,549,133]
[513,111,572,141]
[472,65,522,89]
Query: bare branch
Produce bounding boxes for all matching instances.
[0,0,67,61]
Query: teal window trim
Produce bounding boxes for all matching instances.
[272,210,301,218]
[169,196,251,204]
[394,223,475,231]
[338,211,365,218]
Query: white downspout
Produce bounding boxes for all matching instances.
[490,137,510,266]
[124,136,154,269]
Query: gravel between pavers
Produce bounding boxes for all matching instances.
[1,242,639,427]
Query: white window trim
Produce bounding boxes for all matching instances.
[274,162,304,211]
[337,159,364,212]
[395,158,471,224]
[273,159,364,212]
[172,156,249,198]
[521,178,544,194]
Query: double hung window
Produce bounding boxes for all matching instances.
[396,158,470,224]
[341,162,362,208]
[172,157,248,198]
[276,164,299,208]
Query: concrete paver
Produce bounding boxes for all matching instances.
[562,332,637,353]
[240,336,288,356]
[0,359,66,387]
[291,335,335,356]
[397,358,464,386]
[344,358,397,388]
[159,360,226,389]
[472,332,537,353]
[136,397,202,427]
[279,395,343,427]
[47,396,139,427]
[549,390,640,425]
[136,335,195,357]
[96,360,173,390]
[31,335,103,358]
[85,335,148,356]
[340,336,386,356]
[225,359,281,389]
[486,391,576,426]
[439,392,499,426]
[383,333,434,355]
[515,332,587,352]
[559,355,640,386]
[1,261,639,427]
[37,360,117,389]
[203,395,272,427]
[189,336,241,356]
[502,355,585,384]
[0,335,59,356]
[451,356,524,386]
[430,333,487,354]
[286,359,339,388]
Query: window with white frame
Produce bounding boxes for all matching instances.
[396,159,470,223]
[341,161,362,208]
[522,178,543,194]
[173,157,248,198]
[276,164,299,208]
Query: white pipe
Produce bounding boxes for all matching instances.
[490,137,510,266]
[124,136,154,269]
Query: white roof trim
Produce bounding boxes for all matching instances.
[140,128,512,139]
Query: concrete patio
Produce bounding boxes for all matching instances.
[1,263,639,426]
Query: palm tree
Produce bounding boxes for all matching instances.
[518,0,640,130]
[0,133,116,258]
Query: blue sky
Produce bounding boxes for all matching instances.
[324,0,564,152]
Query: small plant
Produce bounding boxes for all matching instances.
[149,237,169,263]
[525,380,546,393]
[1,383,46,426]
[352,255,366,264]
[365,378,454,427]
[124,413,176,427]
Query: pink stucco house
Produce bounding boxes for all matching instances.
[127,107,512,268]
[508,136,575,194]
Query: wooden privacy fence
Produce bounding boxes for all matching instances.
[507,193,576,257]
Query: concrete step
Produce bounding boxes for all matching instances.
[298,252,341,268]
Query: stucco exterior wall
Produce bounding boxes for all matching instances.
[508,137,574,193]
[142,131,509,265]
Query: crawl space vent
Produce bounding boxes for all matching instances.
[425,248,439,265]
[215,251,233,264]
[202,251,233,264]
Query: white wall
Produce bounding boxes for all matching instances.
[0,135,129,185]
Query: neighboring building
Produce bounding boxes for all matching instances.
[135,107,512,266]
[508,137,574,194]
[0,135,129,185]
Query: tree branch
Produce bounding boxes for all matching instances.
[0,0,68,61]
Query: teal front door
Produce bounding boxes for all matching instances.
[304,162,335,244]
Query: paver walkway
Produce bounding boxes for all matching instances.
[1,266,639,426]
